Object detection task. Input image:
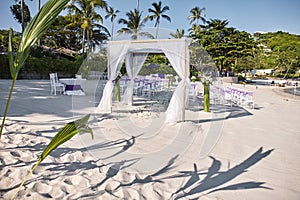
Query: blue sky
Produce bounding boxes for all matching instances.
[0,0,300,35]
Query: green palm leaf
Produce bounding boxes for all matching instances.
[0,0,71,138]
[39,114,93,162]
[8,29,16,78]
[12,114,93,199]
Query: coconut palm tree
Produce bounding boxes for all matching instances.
[188,6,206,25]
[66,0,107,54]
[118,8,153,40]
[205,19,229,30]
[10,0,31,33]
[105,6,120,40]
[148,1,171,38]
[170,29,185,39]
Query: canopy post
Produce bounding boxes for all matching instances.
[182,42,187,122]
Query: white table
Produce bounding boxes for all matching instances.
[59,78,86,95]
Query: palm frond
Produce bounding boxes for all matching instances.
[139,31,155,39]
[162,15,171,22]
[12,114,93,199]
[1,0,71,139]
[8,29,16,79]
[39,114,93,162]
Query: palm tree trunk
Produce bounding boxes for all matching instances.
[283,60,293,79]
[82,30,85,55]
[136,0,139,11]
[111,19,114,40]
[86,29,90,54]
[21,0,25,33]
[134,29,138,40]
[155,23,159,39]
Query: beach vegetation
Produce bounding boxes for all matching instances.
[10,0,32,33]
[190,19,258,74]
[170,29,185,39]
[253,31,300,78]
[65,0,109,55]
[148,1,171,39]
[105,6,120,40]
[118,9,153,40]
[2,2,299,79]
[0,52,82,79]
[188,6,206,26]
[40,15,83,51]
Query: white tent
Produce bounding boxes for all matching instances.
[95,39,190,123]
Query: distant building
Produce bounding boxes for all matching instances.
[251,69,274,76]
[257,43,272,53]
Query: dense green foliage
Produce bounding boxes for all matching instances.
[65,0,109,54]
[0,30,21,52]
[254,31,300,78]
[0,53,81,79]
[139,54,176,76]
[40,15,82,51]
[190,19,258,74]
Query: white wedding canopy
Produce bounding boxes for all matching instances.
[95,39,190,123]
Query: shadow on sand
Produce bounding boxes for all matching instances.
[168,147,273,199]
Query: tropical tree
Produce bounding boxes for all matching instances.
[188,23,202,37]
[10,0,32,33]
[191,19,258,73]
[66,0,108,54]
[205,19,229,30]
[255,31,300,78]
[105,6,120,40]
[41,15,82,51]
[188,6,206,25]
[170,29,185,39]
[118,8,152,40]
[148,1,171,38]
[0,29,21,52]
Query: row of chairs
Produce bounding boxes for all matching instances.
[211,86,255,109]
[118,77,171,98]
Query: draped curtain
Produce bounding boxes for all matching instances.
[95,41,130,113]
[123,52,148,105]
[159,41,190,123]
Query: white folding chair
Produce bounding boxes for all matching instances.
[49,73,65,95]
[241,91,255,109]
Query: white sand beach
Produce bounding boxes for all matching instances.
[0,79,299,199]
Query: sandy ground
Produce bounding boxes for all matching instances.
[0,79,299,199]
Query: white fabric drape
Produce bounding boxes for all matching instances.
[96,39,190,124]
[123,52,148,105]
[95,41,129,113]
[160,41,190,123]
